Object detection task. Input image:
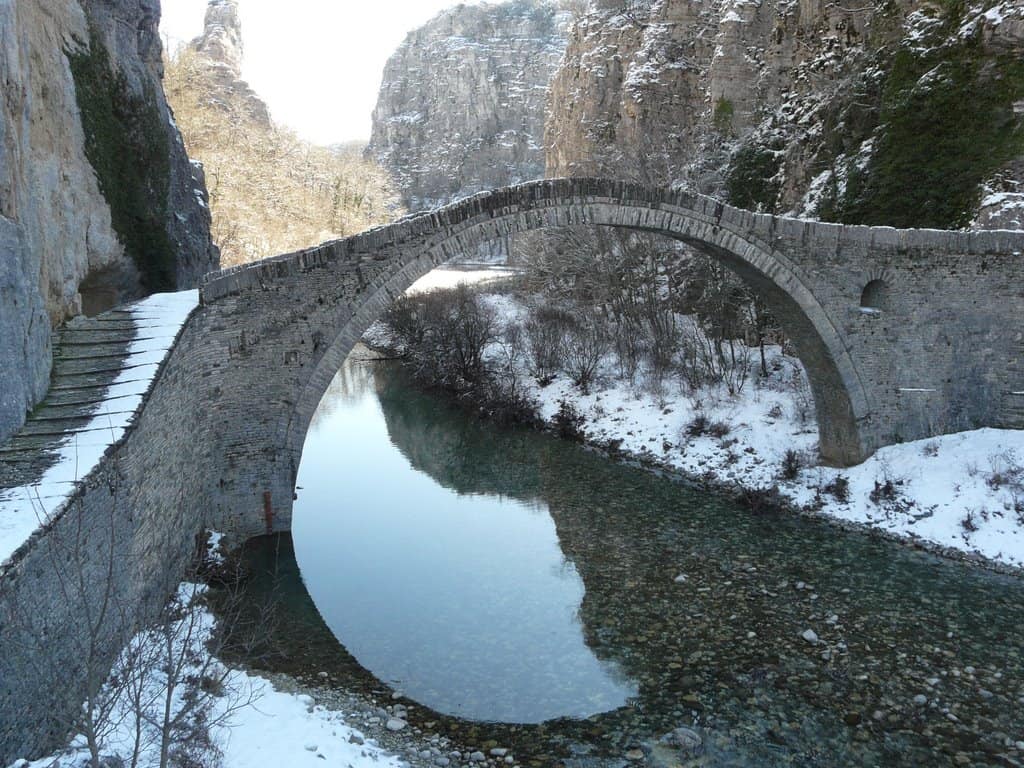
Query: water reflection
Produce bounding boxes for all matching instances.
[233,350,1024,766]
[294,353,638,723]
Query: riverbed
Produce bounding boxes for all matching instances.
[221,349,1024,767]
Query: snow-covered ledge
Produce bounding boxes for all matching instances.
[0,291,199,566]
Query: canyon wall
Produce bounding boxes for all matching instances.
[546,0,1024,230]
[0,0,218,442]
[368,0,570,213]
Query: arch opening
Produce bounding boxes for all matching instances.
[860,279,890,314]
[265,187,872,501]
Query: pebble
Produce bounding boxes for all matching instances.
[625,748,645,761]
[434,758,450,767]
[303,743,318,752]
[386,718,408,732]
[674,573,688,582]
[469,751,486,762]
[801,628,819,645]
[490,748,508,757]
[913,694,928,706]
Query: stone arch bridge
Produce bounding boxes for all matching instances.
[3,178,1024,760]
[193,177,1024,536]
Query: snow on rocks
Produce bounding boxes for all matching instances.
[0,290,198,566]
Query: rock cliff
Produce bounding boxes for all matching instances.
[188,0,270,125]
[368,0,570,212]
[546,0,1024,229]
[0,0,218,442]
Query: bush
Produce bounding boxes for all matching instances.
[685,413,710,438]
[869,478,899,504]
[525,305,573,384]
[779,449,803,482]
[563,311,610,394]
[736,485,789,516]
[708,420,732,439]
[553,399,586,442]
[823,475,851,503]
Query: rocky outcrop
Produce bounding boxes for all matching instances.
[188,0,270,125]
[368,0,570,212]
[0,0,218,442]
[545,0,1024,230]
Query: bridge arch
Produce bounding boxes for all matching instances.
[218,180,872,470]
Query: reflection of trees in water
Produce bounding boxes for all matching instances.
[372,363,547,501]
[371,361,1024,765]
[308,352,379,431]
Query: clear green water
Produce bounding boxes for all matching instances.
[230,353,1024,766]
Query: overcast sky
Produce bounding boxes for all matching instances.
[160,0,470,145]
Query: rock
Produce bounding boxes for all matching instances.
[490,748,509,757]
[434,758,450,767]
[660,727,703,755]
[189,0,271,124]
[625,748,645,761]
[674,573,688,583]
[545,0,1023,227]
[348,734,364,746]
[386,717,408,732]
[369,1,569,213]
[469,751,486,762]
[0,0,217,443]
[303,743,318,752]
[801,629,819,645]
[913,694,928,706]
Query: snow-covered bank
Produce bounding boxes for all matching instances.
[15,582,406,768]
[369,284,1024,571]
[0,291,199,566]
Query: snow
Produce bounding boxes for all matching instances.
[406,264,520,295]
[17,582,406,768]
[0,290,198,567]
[438,287,1024,570]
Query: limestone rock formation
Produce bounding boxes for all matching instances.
[368,0,570,212]
[188,0,270,125]
[545,0,1024,230]
[0,0,219,442]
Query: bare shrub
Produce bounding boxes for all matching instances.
[823,475,851,503]
[735,485,789,515]
[779,449,803,481]
[525,305,573,384]
[563,311,610,393]
[685,412,710,438]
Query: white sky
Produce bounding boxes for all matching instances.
[160,0,473,145]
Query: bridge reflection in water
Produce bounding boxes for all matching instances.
[221,352,1024,768]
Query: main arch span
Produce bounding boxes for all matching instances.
[193,178,1024,537]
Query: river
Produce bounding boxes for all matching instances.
[224,348,1024,767]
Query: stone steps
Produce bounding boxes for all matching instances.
[0,308,141,495]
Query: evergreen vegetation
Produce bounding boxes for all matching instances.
[67,33,176,291]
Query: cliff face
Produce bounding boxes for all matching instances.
[546,0,1024,229]
[368,0,570,212]
[188,0,270,125]
[0,0,218,441]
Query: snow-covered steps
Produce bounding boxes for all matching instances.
[0,291,199,566]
